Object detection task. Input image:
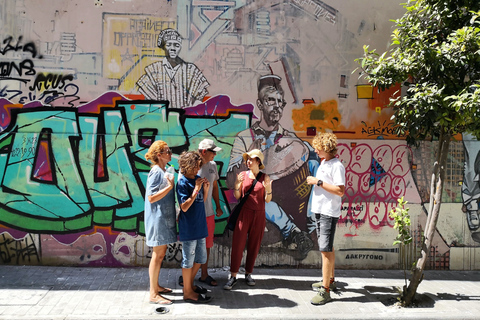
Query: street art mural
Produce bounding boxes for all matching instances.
[0,0,479,270]
[136,28,210,108]
[226,74,318,261]
[461,134,480,234]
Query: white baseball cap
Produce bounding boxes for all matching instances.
[198,139,222,152]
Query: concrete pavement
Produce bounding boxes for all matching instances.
[0,265,479,320]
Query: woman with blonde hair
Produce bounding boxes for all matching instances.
[144,140,176,305]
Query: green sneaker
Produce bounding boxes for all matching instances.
[310,287,332,305]
[312,280,337,291]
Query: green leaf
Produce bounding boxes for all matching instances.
[355,0,480,146]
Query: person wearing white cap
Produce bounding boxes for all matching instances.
[136,28,209,109]
[196,138,223,286]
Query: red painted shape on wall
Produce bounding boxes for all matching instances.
[33,136,53,182]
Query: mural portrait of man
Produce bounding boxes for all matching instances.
[136,28,210,109]
[226,74,319,260]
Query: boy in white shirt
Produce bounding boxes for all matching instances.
[306,133,345,305]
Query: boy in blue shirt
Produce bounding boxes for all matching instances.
[176,151,213,303]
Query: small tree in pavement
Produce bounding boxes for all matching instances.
[356,0,480,306]
[389,196,413,303]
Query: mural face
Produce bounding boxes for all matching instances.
[0,0,478,270]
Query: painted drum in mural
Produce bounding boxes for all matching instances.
[266,139,311,231]
[272,161,312,231]
[261,138,309,180]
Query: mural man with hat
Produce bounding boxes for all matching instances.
[226,74,318,260]
[137,28,210,109]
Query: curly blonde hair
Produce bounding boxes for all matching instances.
[145,140,168,165]
[178,151,202,175]
[312,132,338,156]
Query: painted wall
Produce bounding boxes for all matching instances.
[0,0,479,270]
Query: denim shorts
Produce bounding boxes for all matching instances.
[315,213,338,252]
[181,238,207,269]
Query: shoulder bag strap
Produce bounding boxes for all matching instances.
[234,172,263,218]
[243,172,263,197]
[239,172,263,203]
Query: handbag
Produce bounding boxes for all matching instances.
[227,172,263,231]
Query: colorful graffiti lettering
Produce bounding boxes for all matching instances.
[0,93,252,235]
[338,142,415,230]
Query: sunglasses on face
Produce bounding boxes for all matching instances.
[161,149,172,155]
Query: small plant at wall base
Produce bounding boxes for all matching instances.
[356,0,480,307]
[389,196,413,305]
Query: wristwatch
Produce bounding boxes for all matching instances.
[317,179,323,186]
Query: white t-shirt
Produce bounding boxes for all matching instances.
[198,161,220,217]
[310,157,345,218]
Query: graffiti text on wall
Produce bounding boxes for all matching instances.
[0,36,39,83]
[0,35,81,106]
[0,93,251,234]
[0,232,40,264]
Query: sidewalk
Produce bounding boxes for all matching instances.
[0,265,479,320]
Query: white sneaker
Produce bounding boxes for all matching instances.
[245,274,255,286]
[223,277,237,290]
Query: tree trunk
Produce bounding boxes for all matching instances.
[403,132,451,306]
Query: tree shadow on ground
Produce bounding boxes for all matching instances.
[217,290,298,310]
[334,283,480,308]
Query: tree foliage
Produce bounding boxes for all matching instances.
[390,197,413,248]
[356,0,480,306]
[357,0,480,146]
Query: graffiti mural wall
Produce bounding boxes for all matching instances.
[0,0,478,270]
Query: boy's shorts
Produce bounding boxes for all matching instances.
[206,215,215,249]
[315,213,338,252]
[181,238,207,269]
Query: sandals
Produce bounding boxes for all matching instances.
[194,285,208,294]
[158,287,173,294]
[184,293,213,304]
[149,296,173,305]
[178,276,210,293]
[198,275,218,286]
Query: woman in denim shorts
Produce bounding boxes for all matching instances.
[306,133,345,305]
[176,151,213,303]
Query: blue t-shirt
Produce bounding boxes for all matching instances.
[176,175,208,241]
